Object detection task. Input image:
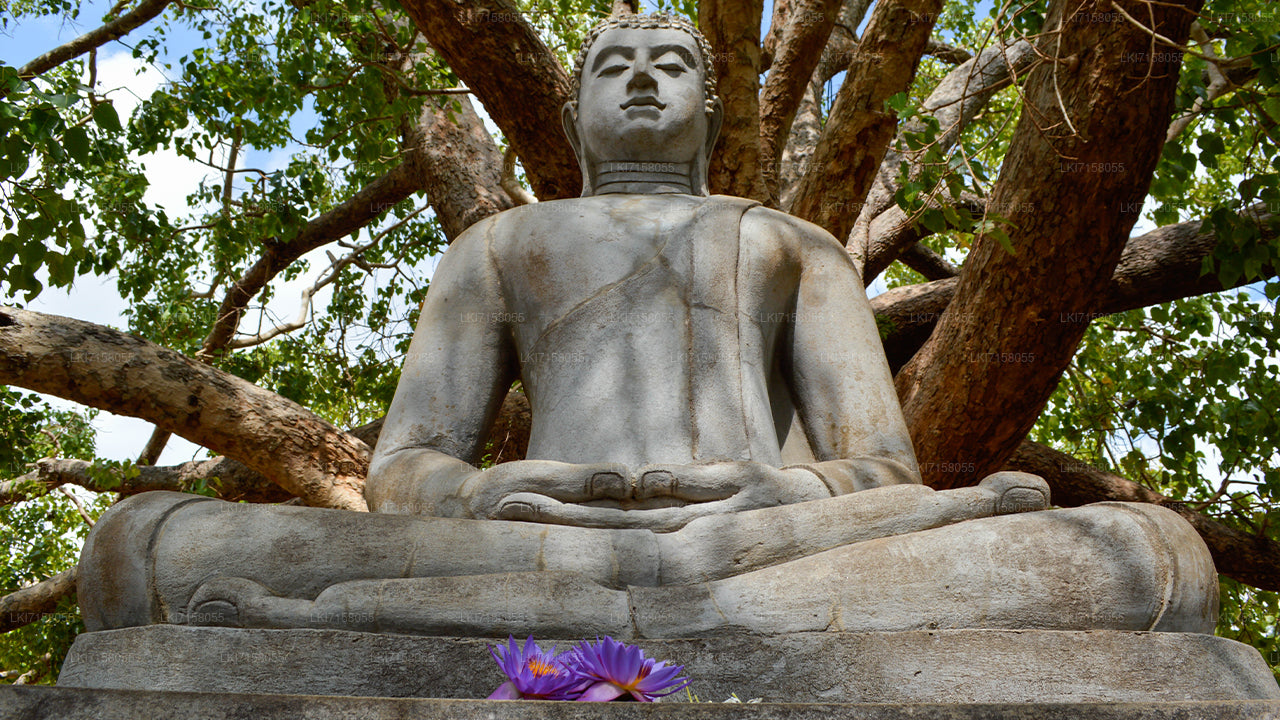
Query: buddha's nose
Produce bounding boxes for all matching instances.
[627,62,657,92]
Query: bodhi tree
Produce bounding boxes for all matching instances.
[1,0,1279,683]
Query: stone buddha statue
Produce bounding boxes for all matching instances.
[76,13,1217,640]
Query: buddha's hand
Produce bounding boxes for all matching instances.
[492,461,832,532]
[455,459,635,520]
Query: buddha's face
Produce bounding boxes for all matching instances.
[570,27,711,164]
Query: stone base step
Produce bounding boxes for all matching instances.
[4,687,1280,720]
[55,626,1280,703]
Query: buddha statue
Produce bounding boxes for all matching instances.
[76,12,1217,640]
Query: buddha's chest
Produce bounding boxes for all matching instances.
[499,197,706,336]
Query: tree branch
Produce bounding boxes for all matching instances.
[787,0,943,238]
[758,0,839,203]
[403,94,515,240]
[395,0,578,200]
[0,457,291,507]
[853,40,1036,279]
[15,0,174,81]
[0,568,77,634]
[199,160,420,357]
[0,307,369,511]
[873,204,1278,371]
[899,242,958,280]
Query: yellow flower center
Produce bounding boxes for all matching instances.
[526,657,561,678]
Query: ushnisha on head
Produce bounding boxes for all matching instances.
[563,13,723,196]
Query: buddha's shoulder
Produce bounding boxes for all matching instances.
[740,203,849,264]
[453,197,622,244]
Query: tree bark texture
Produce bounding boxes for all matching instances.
[894,0,1205,489]
[700,0,767,200]
[397,0,579,200]
[854,41,1037,280]
[757,0,838,203]
[404,94,514,242]
[0,307,369,511]
[787,0,942,238]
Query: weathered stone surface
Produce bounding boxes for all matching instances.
[7,686,1280,720]
[58,627,1280,703]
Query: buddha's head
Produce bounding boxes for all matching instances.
[565,13,723,196]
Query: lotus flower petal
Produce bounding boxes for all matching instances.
[487,635,583,700]
[569,636,690,702]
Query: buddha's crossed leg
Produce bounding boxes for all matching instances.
[78,474,1215,637]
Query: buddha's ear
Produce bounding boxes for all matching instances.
[690,97,724,196]
[704,96,724,160]
[561,100,593,197]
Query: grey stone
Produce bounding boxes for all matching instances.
[57,627,1280,703]
[9,687,1280,720]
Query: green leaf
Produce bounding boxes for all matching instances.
[62,126,90,163]
[91,103,122,133]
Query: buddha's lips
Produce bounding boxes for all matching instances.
[622,96,666,110]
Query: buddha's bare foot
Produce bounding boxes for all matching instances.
[186,577,317,629]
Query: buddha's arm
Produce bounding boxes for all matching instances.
[366,222,515,515]
[780,216,923,494]
[367,221,633,517]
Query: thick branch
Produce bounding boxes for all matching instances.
[787,0,943,238]
[758,0,839,202]
[1006,440,1280,591]
[899,242,957,280]
[0,457,291,506]
[16,0,173,80]
[701,0,767,200]
[860,192,985,282]
[0,568,77,634]
[873,206,1278,372]
[396,0,578,200]
[0,307,369,511]
[405,94,514,240]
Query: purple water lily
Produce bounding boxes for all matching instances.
[568,636,691,702]
[487,635,583,700]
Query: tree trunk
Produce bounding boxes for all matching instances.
[0,307,369,511]
[404,94,514,242]
[757,0,838,203]
[700,0,767,200]
[786,0,942,237]
[894,0,1204,489]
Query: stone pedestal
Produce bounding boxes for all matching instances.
[6,686,1280,720]
[56,626,1280,703]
